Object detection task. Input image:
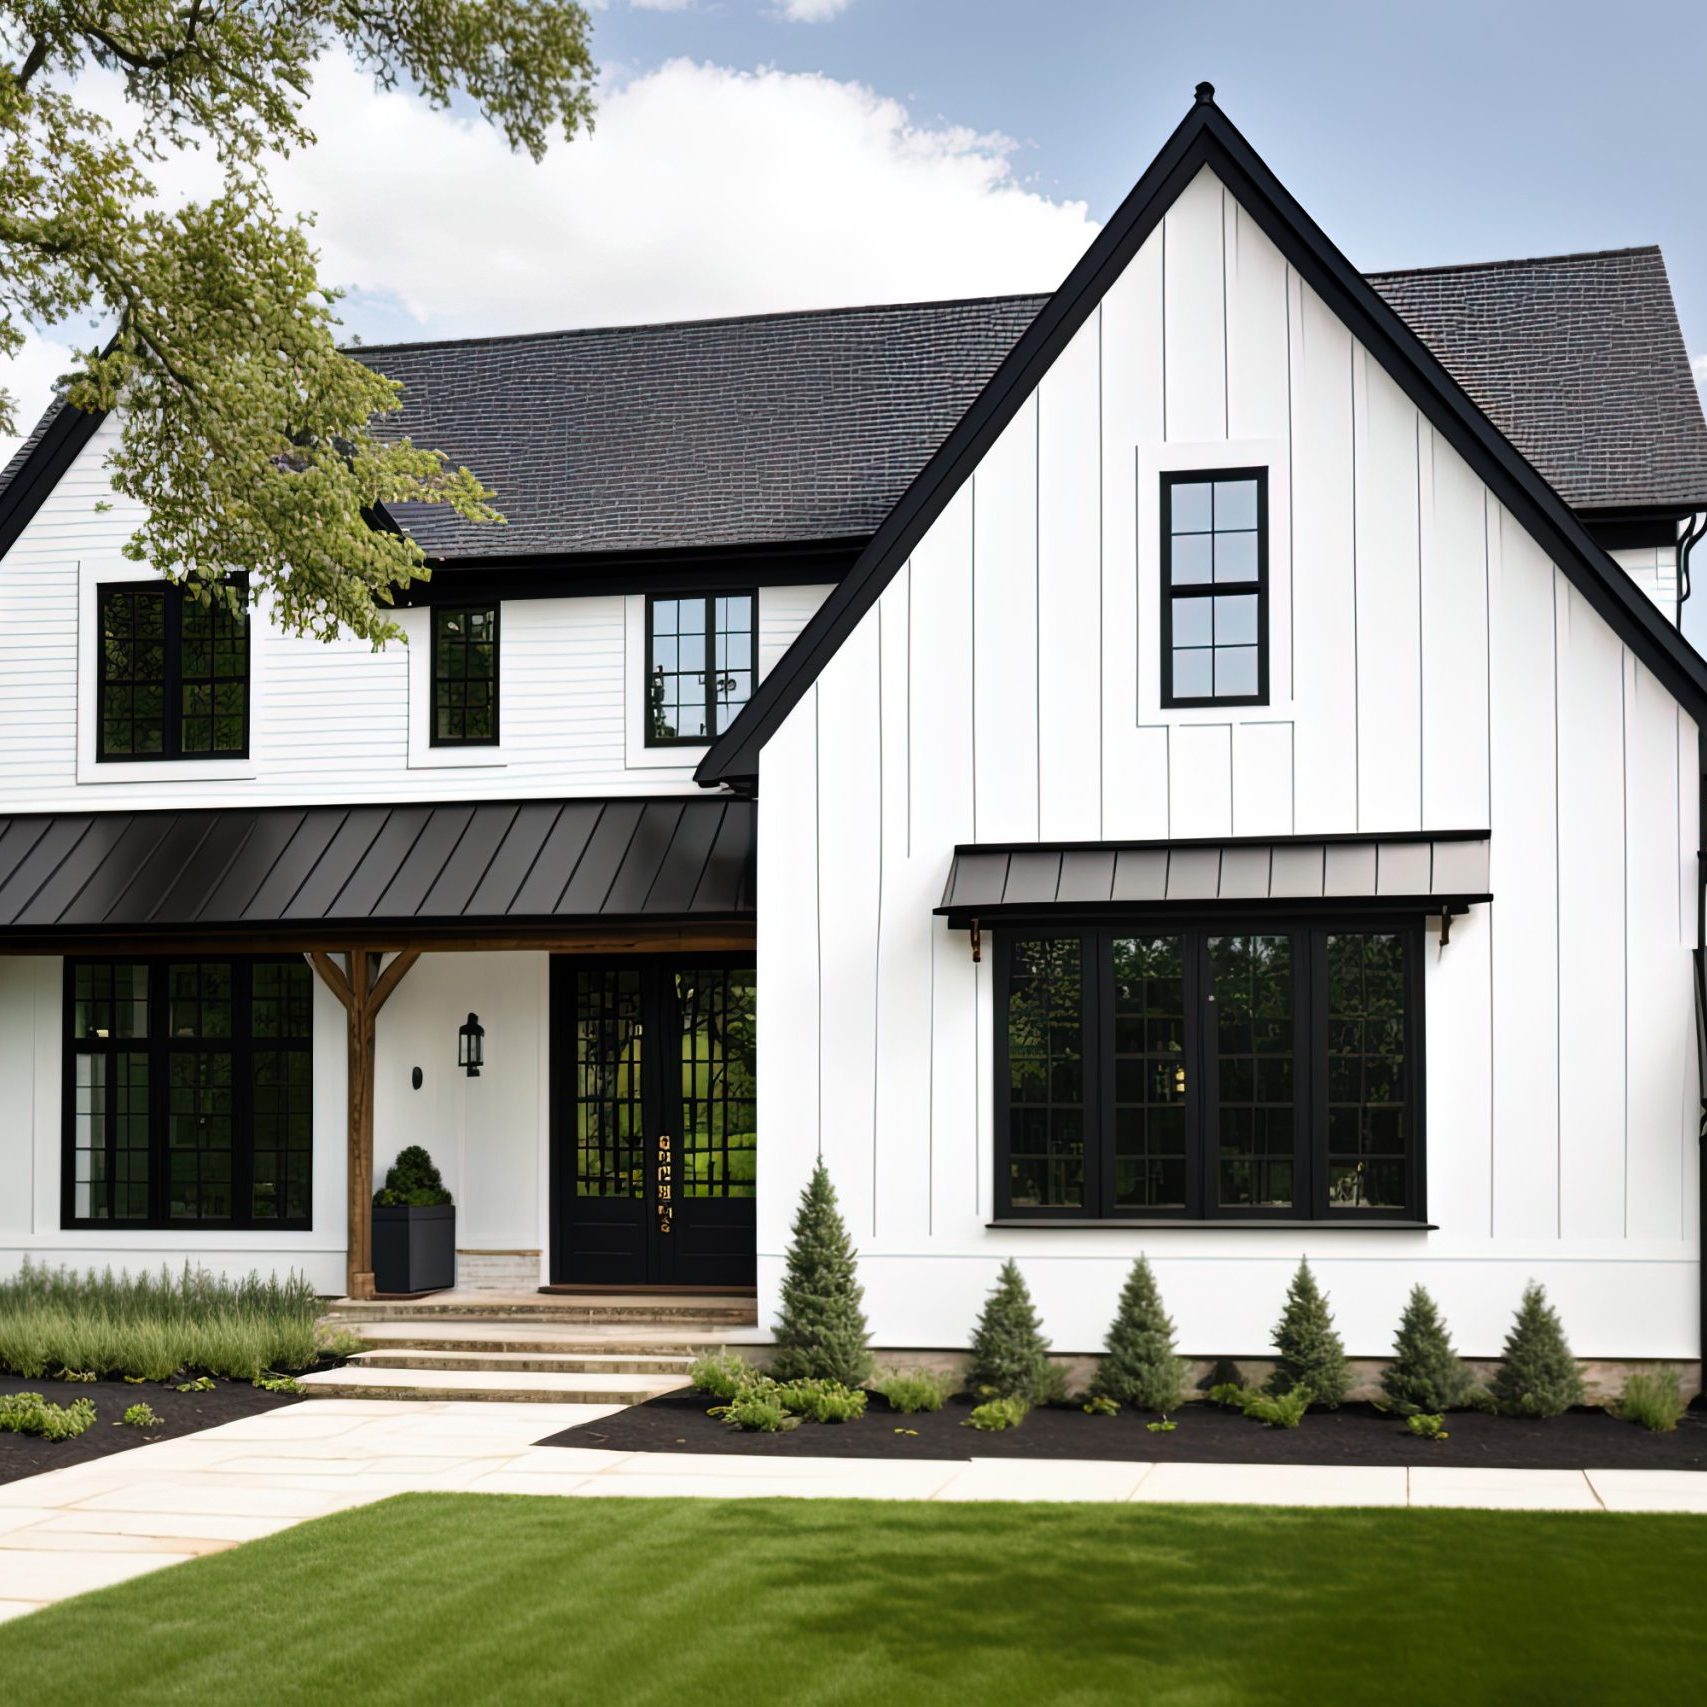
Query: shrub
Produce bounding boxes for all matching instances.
[0,1390,97,1441]
[1090,1255,1189,1414]
[769,1163,873,1388]
[1490,1282,1585,1418]
[966,1260,1054,1403]
[1206,1383,1249,1409]
[966,1396,1029,1432]
[1081,1394,1119,1417]
[689,1348,756,1402]
[872,1368,954,1414]
[1382,1286,1475,1415]
[1242,1388,1310,1429]
[373,1145,452,1208]
[716,1393,799,1433]
[775,1379,868,1424]
[1268,1259,1349,1408]
[1617,1367,1687,1434]
[122,1402,162,1429]
[1405,1412,1448,1440]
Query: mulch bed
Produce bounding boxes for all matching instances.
[542,1388,1707,1472]
[0,1376,305,1487]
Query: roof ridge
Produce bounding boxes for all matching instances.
[1368,244,1662,281]
[345,291,1052,358]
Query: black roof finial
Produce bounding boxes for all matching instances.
[1195,81,1215,106]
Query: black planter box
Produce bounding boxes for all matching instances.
[372,1203,456,1296]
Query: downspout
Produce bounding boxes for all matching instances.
[1676,510,1707,629]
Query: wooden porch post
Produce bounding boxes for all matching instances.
[309,947,421,1301]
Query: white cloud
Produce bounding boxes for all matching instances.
[0,56,1094,462]
[775,0,856,20]
[628,0,697,10]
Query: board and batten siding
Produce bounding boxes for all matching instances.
[756,166,1702,1359]
[0,417,831,810]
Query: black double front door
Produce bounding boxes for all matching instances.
[551,957,756,1287]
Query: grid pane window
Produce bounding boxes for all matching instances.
[574,970,646,1198]
[1211,935,1295,1210]
[97,582,248,760]
[1162,470,1267,706]
[1005,937,1087,1209]
[676,969,757,1198]
[1325,933,1409,1208]
[1110,935,1188,1209]
[432,605,500,745]
[63,958,311,1229]
[647,592,757,744]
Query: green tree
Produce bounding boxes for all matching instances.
[1380,1285,1474,1415]
[1490,1282,1585,1418]
[0,3,597,643]
[1267,1258,1350,1408]
[966,1260,1056,1403]
[769,1162,872,1388]
[1090,1255,1188,1413]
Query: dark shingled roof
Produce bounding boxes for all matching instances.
[1368,246,1707,512]
[356,295,1048,560]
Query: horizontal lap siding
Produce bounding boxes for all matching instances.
[757,165,1701,1359]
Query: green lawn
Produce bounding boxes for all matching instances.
[3,1493,1704,1704]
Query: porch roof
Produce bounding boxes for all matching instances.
[935,831,1491,925]
[0,796,754,945]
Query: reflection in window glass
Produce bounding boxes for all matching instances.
[1326,933,1409,1208]
[648,593,756,743]
[1211,934,1294,1210]
[1005,938,1086,1209]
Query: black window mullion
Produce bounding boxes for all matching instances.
[700,595,718,741]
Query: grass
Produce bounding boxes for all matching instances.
[1,1493,1704,1704]
[0,1260,344,1381]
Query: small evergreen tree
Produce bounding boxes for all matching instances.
[1267,1258,1350,1408]
[966,1260,1055,1402]
[1381,1285,1474,1415]
[1490,1281,1585,1417]
[769,1162,872,1388]
[1090,1256,1189,1413]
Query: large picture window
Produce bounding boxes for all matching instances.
[646,592,756,745]
[1160,469,1268,707]
[995,922,1422,1222]
[64,957,313,1230]
[97,580,249,760]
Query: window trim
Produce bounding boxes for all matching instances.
[643,590,758,749]
[992,913,1425,1224]
[429,602,502,749]
[1159,467,1269,709]
[95,578,252,763]
[60,955,314,1232]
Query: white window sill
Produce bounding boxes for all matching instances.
[78,759,258,785]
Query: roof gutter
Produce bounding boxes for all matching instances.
[1675,510,1707,625]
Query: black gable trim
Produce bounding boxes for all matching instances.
[0,404,101,563]
[697,93,1707,788]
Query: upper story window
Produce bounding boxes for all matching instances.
[98,580,249,761]
[432,605,501,746]
[995,922,1422,1223]
[647,591,756,745]
[1160,469,1268,707]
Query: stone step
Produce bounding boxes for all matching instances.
[297,1364,692,1405]
[324,1296,756,1329]
[347,1348,699,1376]
[340,1320,749,1355]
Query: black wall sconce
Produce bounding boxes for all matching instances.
[458,1012,484,1078]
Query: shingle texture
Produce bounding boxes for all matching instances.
[1369,247,1707,510]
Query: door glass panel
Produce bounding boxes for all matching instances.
[1111,936,1187,1209]
[1326,933,1408,1208]
[1211,934,1294,1209]
[1005,937,1086,1209]
[574,970,645,1198]
[676,968,756,1199]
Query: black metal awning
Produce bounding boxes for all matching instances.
[935,832,1491,926]
[0,797,753,945]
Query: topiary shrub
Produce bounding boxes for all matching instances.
[1090,1255,1189,1414]
[769,1162,873,1389]
[1267,1259,1349,1409]
[1381,1285,1475,1415]
[373,1145,452,1208]
[1490,1281,1585,1418]
[966,1260,1054,1403]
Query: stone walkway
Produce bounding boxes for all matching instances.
[1,1398,1704,1624]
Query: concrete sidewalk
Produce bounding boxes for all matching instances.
[1,1398,1704,1623]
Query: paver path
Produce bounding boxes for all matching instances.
[1,1399,1704,1623]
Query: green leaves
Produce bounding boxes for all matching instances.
[0,2,597,642]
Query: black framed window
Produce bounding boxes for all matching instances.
[646,592,756,745]
[1161,469,1268,707]
[431,604,500,746]
[98,580,249,760]
[64,957,313,1230]
[995,920,1422,1222]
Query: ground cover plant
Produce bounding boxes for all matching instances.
[769,1163,873,1388]
[0,1390,96,1441]
[4,1493,1706,1705]
[0,1260,348,1382]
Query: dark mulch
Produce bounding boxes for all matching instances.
[542,1388,1707,1471]
[0,1376,305,1486]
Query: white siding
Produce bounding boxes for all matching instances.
[1612,544,1679,619]
[756,165,1702,1359]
